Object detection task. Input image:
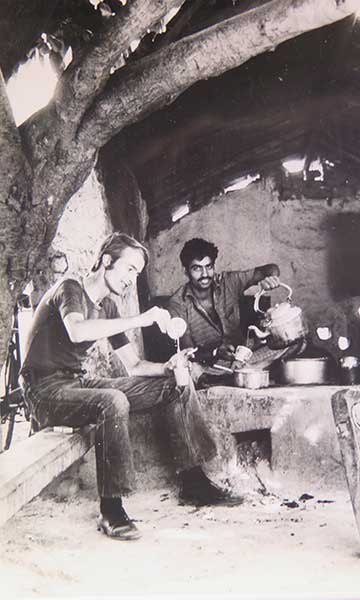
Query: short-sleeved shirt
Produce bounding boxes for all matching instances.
[167,270,255,351]
[21,277,129,373]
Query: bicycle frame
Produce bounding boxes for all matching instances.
[0,302,30,450]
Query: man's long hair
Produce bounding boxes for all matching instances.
[91,232,149,272]
[180,238,219,270]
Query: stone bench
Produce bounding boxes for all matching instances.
[0,425,95,527]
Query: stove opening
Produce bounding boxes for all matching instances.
[233,428,272,468]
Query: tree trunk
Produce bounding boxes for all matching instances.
[0,72,33,360]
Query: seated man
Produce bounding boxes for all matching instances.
[20,233,241,542]
[168,238,294,380]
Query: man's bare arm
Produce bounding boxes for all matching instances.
[116,344,196,378]
[63,306,171,344]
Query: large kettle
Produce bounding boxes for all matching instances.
[248,282,308,349]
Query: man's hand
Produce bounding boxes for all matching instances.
[190,361,233,384]
[139,306,172,333]
[259,275,281,291]
[164,348,197,372]
[216,343,235,362]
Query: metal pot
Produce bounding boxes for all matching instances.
[234,368,269,389]
[248,282,308,349]
[279,357,330,385]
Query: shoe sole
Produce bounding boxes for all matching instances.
[179,496,244,507]
[97,520,142,541]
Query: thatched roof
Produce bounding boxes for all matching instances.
[105,15,360,235]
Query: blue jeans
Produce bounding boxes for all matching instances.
[20,371,217,497]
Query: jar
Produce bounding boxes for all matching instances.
[339,356,360,385]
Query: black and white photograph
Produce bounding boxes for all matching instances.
[0,1,360,599]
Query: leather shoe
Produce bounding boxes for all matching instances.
[97,513,142,541]
[179,480,244,507]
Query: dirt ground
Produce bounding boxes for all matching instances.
[1,473,360,600]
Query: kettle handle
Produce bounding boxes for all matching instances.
[253,282,293,315]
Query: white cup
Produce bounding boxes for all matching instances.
[166,317,187,340]
[174,366,190,386]
[235,345,253,363]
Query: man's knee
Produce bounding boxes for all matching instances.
[100,389,130,418]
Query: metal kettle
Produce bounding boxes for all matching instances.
[248,282,308,349]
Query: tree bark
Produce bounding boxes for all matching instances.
[0,72,33,359]
[22,0,186,164]
[79,0,358,147]
[54,0,186,130]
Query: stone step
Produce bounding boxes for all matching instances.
[0,426,95,527]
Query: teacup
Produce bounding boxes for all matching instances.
[234,345,253,364]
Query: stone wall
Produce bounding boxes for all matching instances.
[147,177,360,356]
[51,171,111,277]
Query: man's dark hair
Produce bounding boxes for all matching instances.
[91,232,149,272]
[180,238,219,270]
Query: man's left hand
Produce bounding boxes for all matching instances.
[164,348,197,373]
[259,275,280,291]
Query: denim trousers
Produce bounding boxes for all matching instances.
[21,371,217,498]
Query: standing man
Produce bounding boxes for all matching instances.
[20,233,239,542]
[168,238,286,372]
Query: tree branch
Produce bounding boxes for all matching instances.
[55,0,186,125]
[22,0,186,164]
[78,0,357,148]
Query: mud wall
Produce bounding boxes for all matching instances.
[147,178,360,355]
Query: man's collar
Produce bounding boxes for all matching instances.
[80,275,103,310]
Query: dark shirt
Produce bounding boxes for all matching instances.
[168,270,255,351]
[21,277,129,373]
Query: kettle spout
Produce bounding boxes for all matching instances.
[248,325,270,339]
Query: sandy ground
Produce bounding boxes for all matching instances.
[2,422,360,600]
[1,475,360,600]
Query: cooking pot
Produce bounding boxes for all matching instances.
[234,368,269,389]
[279,357,330,385]
[248,282,308,349]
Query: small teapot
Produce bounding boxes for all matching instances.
[248,282,308,349]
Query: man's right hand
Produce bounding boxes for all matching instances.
[216,343,236,362]
[140,306,172,333]
[259,275,281,291]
